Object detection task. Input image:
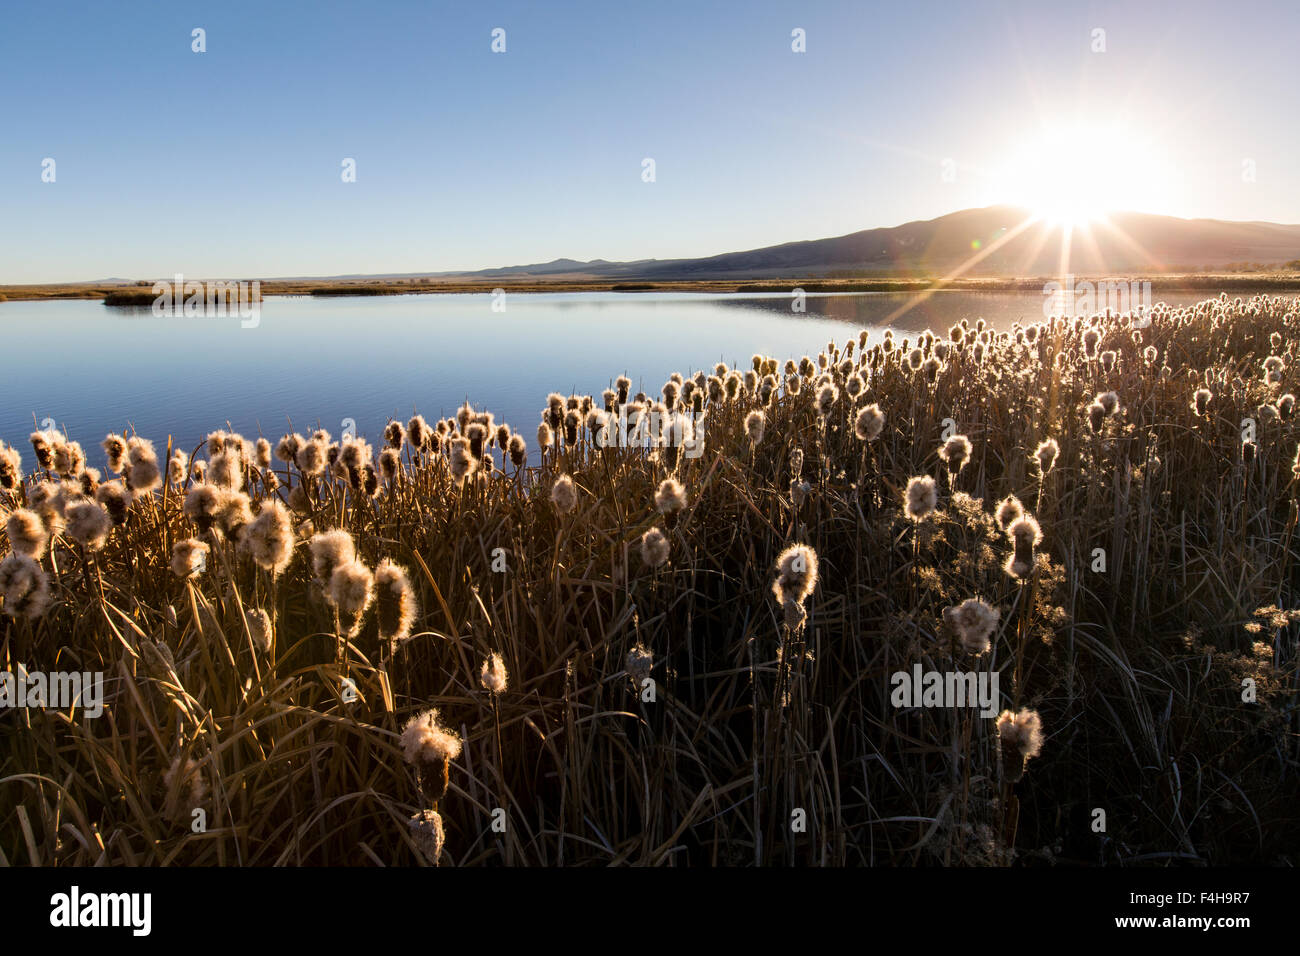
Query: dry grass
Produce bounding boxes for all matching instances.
[1,293,1298,866]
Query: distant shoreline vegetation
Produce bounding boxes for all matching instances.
[5,272,1300,304]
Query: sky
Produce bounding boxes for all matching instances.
[2,0,1297,283]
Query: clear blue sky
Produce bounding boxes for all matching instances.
[2,0,1296,283]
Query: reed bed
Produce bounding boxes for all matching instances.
[2,292,1298,866]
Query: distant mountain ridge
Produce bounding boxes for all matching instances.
[439,206,1300,281]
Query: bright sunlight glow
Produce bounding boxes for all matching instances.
[994,121,1182,227]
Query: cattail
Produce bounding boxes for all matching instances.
[479,651,508,695]
[1258,402,1280,425]
[161,755,209,825]
[1082,329,1100,359]
[287,484,310,513]
[1004,514,1042,579]
[790,446,804,477]
[78,467,100,497]
[996,494,1024,531]
[242,500,295,576]
[401,708,462,802]
[29,430,58,471]
[551,474,578,514]
[245,608,273,654]
[922,356,942,383]
[815,384,838,416]
[310,530,356,589]
[403,416,430,452]
[772,544,817,630]
[626,644,653,684]
[0,442,22,491]
[216,490,253,537]
[0,553,52,618]
[90,480,129,526]
[1096,391,1119,416]
[506,433,527,468]
[409,809,446,865]
[171,538,209,578]
[53,440,85,477]
[328,560,375,624]
[745,410,765,446]
[904,475,937,522]
[640,526,670,567]
[563,409,580,446]
[537,422,553,452]
[379,447,401,481]
[5,509,47,559]
[209,451,244,490]
[376,559,417,647]
[772,544,818,606]
[253,438,272,470]
[1033,438,1059,476]
[1086,401,1106,433]
[1190,385,1211,418]
[545,393,565,431]
[996,708,1044,783]
[854,404,884,441]
[167,451,189,486]
[939,434,972,473]
[655,477,687,514]
[295,438,328,476]
[1100,350,1116,373]
[377,421,401,451]
[65,501,112,550]
[448,437,477,486]
[275,433,303,464]
[943,598,999,655]
[103,434,128,473]
[123,437,161,493]
[1279,394,1296,421]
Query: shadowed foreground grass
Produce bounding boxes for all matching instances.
[1,292,1298,866]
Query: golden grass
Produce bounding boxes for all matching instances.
[1,293,1298,866]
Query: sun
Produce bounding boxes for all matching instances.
[994,120,1176,227]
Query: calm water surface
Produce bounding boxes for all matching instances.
[0,290,1213,466]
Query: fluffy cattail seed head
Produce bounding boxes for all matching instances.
[772,544,819,607]
[551,474,578,514]
[997,708,1044,783]
[5,509,47,559]
[640,526,670,567]
[904,475,938,522]
[480,652,508,695]
[1033,438,1059,476]
[375,559,417,648]
[943,598,999,655]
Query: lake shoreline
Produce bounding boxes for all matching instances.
[4,272,1300,303]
